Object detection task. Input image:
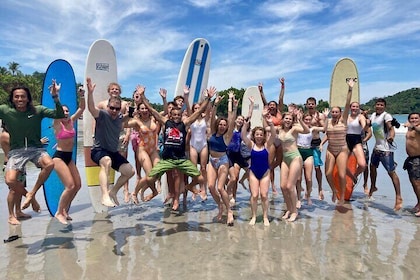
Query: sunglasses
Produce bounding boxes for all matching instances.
[109,106,121,111]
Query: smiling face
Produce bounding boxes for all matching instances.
[170,108,182,123]
[409,113,420,126]
[252,127,266,145]
[235,115,244,128]
[282,113,294,128]
[330,107,342,120]
[12,88,29,111]
[138,103,150,118]
[108,83,121,97]
[107,99,121,118]
[350,102,360,115]
[62,105,70,119]
[216,118,228,135]
[375,101,386,114]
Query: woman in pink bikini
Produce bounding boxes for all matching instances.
[53,87,85,224]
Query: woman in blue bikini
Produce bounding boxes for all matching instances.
[241,111,277,226]
[207,91,237,226]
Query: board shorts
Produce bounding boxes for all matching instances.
[148,159,200,179]
[6,147,48,173]
[403,156,420,180]
[371,149,397,172]
[91,147,129,171]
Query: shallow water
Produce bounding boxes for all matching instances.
[0,122,419,279]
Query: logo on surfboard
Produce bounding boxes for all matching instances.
[96,63,110,72]
[195,59,201,66]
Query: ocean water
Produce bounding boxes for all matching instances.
[0,115,419,279]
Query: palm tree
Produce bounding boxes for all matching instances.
[0,67,10,75]
[7,62,20,75]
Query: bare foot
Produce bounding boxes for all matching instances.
[287,213,298,222]
[21,192,34,210]
[282,211,290,220]
[8,216,20,225]
[156,180,162,194]
[318,190,324,201]
[108,190,120,206]
[16,212,32,220]
[66,216,73,221]
[31,199,41,213]
[227,211,234,226]
[140,187,146,202]
[163,194,173,205]
[229,197,236,208]
[172,200,179,211]
[123,189,130,203]
[199,190,207,201]
[249,217,256,225]
[363,185,369,195]
[296,200,301,209]
[337,198,345,206]
[331,191,337,203]
[369,186,378,197]
[131,193,139,205]
[394,197,403,211]
[216,204,223,221]
[415,211,420,217]
[144,192,158,202]
[272,187,278,197]
[263,217,270,226]
[186,184,199,195]
[101,198,116,207]
[55,213,68,225]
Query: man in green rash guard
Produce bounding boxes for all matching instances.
[0,80,65,225]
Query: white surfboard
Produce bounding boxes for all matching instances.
[175,38,211,105]
[242,86,264,128]
[329,58,360,107]
[83,39,117,213]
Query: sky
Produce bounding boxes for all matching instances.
[1,0,419,105]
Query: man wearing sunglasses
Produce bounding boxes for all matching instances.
[86,78,135,207]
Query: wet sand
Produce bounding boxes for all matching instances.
[1,131,420,279]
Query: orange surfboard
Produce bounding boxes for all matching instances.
[333,153,357,200]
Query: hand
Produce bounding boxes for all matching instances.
[258,82,263,93]
[279,77,285,87]
[159,88,167,99]
[296,109,303,120]
[233,97,239,108]
[322,108,330,117]
[249,96,254,103]
[136,85,145,96]
[265,113,273,125]
[78,86,85,97]
[346,78,356,89]
[207,86,217,98]
[262,106,269,117]
[228,90,235,100]
[86,77,96,94]
[183,85,190,96]
[49,79,61,95]
[214,94,224,106]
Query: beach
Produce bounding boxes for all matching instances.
[0,123,419,279]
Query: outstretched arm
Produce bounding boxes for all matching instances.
[159,88,168,115]
[225,91,238,143]
[266,114,277,147]
[86,77,100,118]
[277,77,285,112]
[246,96,255,120]
[183,85,192,116]
[241,118,253,149]
[342,78,355,124]
[71,86,86,122]
[258,82,268,106]
[184,86,216,127]
[210,94,224,134]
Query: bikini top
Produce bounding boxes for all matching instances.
[209,133,227,152]
[56,120,76,140]
[278,130,295,144]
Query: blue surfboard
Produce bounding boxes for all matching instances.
[175,38,211,105]
[41,59,77,217]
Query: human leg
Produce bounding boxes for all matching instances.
[109,163,135,206]
[54,158,75,224]
[21,154,54,209]
[303,157,314,205]
[324,151,337,203]
[260,173,271,226]
[248,172,259,225]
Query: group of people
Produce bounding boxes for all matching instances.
[1,76,419,227]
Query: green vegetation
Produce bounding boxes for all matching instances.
[1,62,419,114]
[361,88,420,114]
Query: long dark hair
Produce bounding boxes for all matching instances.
[9,86,36,114]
